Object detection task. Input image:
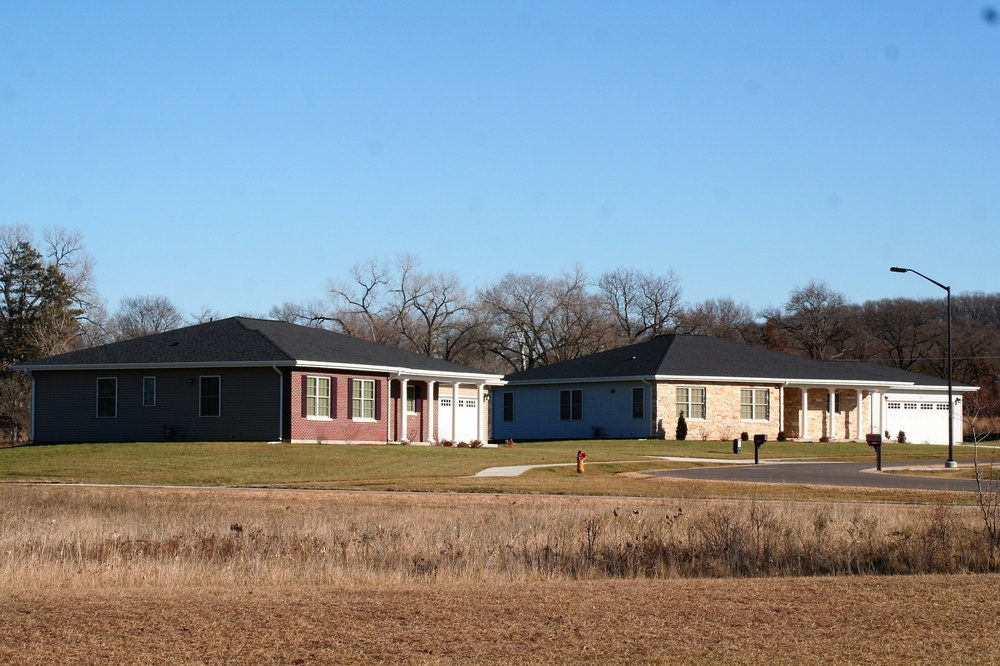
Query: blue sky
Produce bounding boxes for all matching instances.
[2,2,998,319]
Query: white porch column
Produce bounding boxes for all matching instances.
[399,377,408,441]
[779,385,785,435]
[452,383,460,440]
[828,389,837,439]
[476,384,485,442]
[801,388,809,439]
[856,389,863,439]
[427,381,436,442]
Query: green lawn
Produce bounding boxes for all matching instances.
[0,438,969,497]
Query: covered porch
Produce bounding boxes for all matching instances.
[780,384,887,442]
[386,376,494,444]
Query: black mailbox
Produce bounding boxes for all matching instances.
[752,434,766,464]
[866,433,883,471]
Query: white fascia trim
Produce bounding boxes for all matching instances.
[294,360,506,385]
[503,374,968,392]
[504,376,657,386]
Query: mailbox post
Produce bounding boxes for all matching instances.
[866,434,883,471]
[753,434,766,465]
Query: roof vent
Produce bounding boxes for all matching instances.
[169,341,180,347]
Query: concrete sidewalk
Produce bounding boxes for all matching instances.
[472,456,758,478]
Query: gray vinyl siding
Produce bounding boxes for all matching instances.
[492,382,652,441]
[31,367,282,443]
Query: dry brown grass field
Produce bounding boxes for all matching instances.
[3,484,1000,663]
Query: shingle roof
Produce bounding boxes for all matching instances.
[17,317,499,378]
[504,335,971,388]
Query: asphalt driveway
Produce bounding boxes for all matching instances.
[647,459,985,492]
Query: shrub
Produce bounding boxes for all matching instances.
[897,430,907,444]
[819,436,830,443]
[505,439,516,449]
[457,441,470,448]
[741,432,749,442]
[676,413,688,441]
[469,440,484,449]
[440,439,454,447]
[777,431,787,442]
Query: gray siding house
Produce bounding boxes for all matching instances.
[15,317,505,444]
[493,335,977,445]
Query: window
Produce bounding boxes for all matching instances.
[921,403,934,410]
[676,387,706,419]
[352,379,375,420]
[888,402,901,409]
[904,402,918,410]
[143,376,156,407]
[406,385,419,413]
[200,376,221,417]
[97,378,117,418]
[560,389,582,420]
[741,388,769,420]
[502,392,514,421]
[632,387,644,419]
[306,376,331,418]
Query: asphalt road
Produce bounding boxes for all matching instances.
[647,459,985,492]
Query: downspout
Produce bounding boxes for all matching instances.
[271,365,283,443]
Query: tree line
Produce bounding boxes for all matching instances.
[2,225,998,441]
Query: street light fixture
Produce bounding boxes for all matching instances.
[889,266,957,468]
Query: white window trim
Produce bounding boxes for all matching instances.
[740,388,770,421]
[352,378,376,422]
[406,384,419,415]
[676,386,706,421]
[306,375,332,420]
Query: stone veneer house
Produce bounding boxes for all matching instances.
[14,317,505,445]
[492,335,977,445]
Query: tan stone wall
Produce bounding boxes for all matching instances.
[654,381,781,441]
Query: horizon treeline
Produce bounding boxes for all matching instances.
[2,226,998,440]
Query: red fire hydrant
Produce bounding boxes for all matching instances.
[577,449,587,474]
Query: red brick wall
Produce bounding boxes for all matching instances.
[288,370,389,443]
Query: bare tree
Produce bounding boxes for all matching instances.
[477,267,607,372]
[597,267,683,344]
[858,297,939,370]
[762,280,854,359]
[325,257,397,344]
[107,295,184,341]
[679,297,756,343]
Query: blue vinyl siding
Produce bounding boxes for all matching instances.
[493,382,652,440]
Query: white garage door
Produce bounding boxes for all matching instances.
[884,400,948,444]
[438,397,479,442]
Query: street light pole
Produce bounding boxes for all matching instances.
[890,266,957,468]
